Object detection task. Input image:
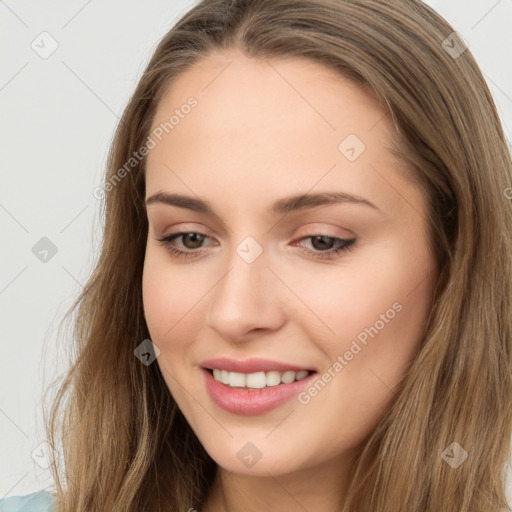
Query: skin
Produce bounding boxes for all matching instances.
[142,48,438,512]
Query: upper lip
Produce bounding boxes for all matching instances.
[201,357,316,374]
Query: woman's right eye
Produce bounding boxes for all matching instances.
[155,232,212,259]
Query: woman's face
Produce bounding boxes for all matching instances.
[142,49,437,476]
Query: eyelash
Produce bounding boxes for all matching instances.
[155,232,356,261]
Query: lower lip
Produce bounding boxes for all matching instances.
[201,368,317,416]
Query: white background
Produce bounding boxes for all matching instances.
[1,0,511,500]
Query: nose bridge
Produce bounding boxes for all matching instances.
[215,235,270,310]
[207,234,283,338]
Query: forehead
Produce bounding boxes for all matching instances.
[150,48,389,136]
[144,49,419,217]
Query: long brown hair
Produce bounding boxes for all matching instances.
[45,1,512,510]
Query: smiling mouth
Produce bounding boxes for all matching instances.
[205,368,316,390]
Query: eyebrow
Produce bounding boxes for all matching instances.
[145,190,380,215]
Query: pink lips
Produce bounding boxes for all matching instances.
[200,357,314,374]
[200,357,317,415]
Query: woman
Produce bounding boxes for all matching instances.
[2,0,511,511]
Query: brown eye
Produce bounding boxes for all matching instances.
[179,233,206,249]
[155,231,214,260]
[294,235,356,260]
[309,235,337,251]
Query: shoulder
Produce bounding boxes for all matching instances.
[0,490,56,512]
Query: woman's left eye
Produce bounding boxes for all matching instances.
[293,235,356,260]
[155,232,356,261]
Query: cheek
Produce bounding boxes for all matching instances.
[287,240,432,347]
[141,249,205,353]
[293,240,434,430]
[141,251,207,410]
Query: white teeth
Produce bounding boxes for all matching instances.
[266,371,282,387]
[228,371,246,387]
[296,370,309,380]
[281,371,296,384]
[245,371,267,389]
[210,368,312,389]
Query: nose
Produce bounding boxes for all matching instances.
[206,242,285,342]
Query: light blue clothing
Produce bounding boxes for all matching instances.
[0,490,55,512]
